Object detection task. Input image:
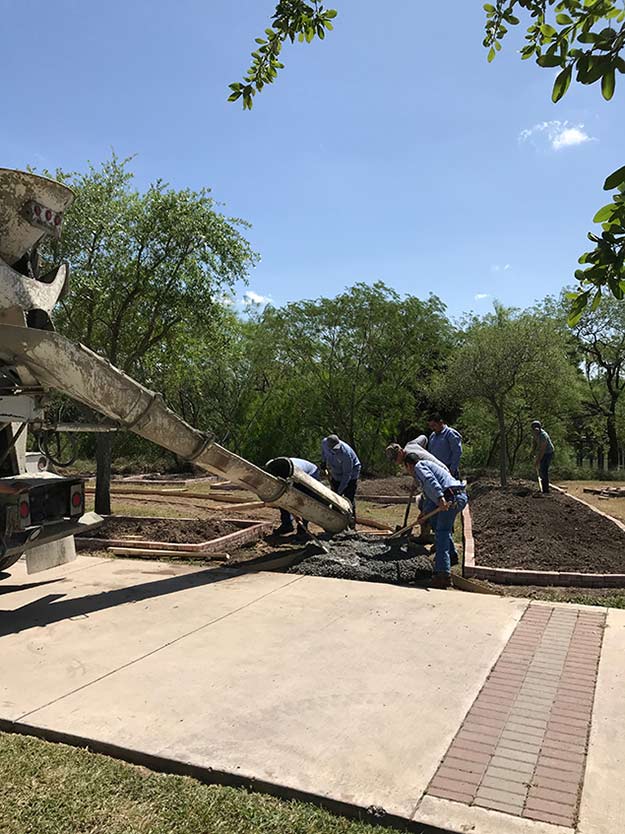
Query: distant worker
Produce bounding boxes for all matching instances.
[273,458,321,535]
[531,420,554,494]
[321,434,360,517]
[427,414,462,478]
[404,454,468,589]
[385,434,449,469]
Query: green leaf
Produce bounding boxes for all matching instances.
[604,166,625,191]
[552,65,572,101]
[488,46,496,63]
[593,203,615,223]
[556,13,573,25]
[590,289,602,311]
[602,68,616,100]
[483,3,495,11]
[538,53,564,68]
[540,23,557,38]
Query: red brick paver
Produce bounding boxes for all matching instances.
[426,604,606,826]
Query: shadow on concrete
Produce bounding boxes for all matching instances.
[0,577,63,595]
[0,566,240,637]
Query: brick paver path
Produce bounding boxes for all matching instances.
[427,604,606,827]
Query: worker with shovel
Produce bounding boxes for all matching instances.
[385,435,448,548]
[403,454,468,589]
[531,420,554,494]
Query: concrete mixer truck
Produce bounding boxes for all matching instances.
[0,168,352,579]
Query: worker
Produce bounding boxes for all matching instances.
[427,414,462,478]
[385,434,448,469]
[403,453,468,589]
[273,458,321,535]
[386,435,449,549]
[321,434,360,518]
[531,420,554,494]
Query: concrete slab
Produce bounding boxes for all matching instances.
[0,557,299,720]
[415,795,574,834]
[0,557,526,822]
[578,607,625,834]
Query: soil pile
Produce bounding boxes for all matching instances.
[288,532,432,584]
[471,480,625,573]
[80,517,240,544]
[358,476,414,497]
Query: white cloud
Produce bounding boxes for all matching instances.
[243,290,270,306]
[490,264,511,273]
[474,293,491,300]
[519,120,594,151]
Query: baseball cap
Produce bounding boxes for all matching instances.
[531,420,541,429]
[326,434,341,449]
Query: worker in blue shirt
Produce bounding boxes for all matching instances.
[321,434,360,519]
[404,454,468,589]
[271,458,321,536]
[427,414,462,478]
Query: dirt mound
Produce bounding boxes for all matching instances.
[80,517,240,544]
[288,532,432,584]
[358,476,414,496]
[470,480,625,573]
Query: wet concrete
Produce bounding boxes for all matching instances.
[288,532,433,584]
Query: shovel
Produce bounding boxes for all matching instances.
[387,503,447,541]
[395,485,416,533]
[535,465,543,492]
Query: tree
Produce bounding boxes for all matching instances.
[226,282,453,469]
[483,1,625,315]
[42,155,258,511]
[446,304,577,486]
[570,293,625,468]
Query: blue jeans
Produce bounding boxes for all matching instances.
[425,492,468,574]
[539,453,553,493]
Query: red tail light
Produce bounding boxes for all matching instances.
[19,498,31,528]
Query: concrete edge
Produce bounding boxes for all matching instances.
[0,718,460,834]
[76,519,272,554]
[463,490,625,588]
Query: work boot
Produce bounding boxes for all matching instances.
[431,572,452,590]
[274,523,295,535]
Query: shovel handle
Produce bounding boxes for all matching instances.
[387,503,446,540]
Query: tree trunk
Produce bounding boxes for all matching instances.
[486,432,499,467]
[497,408,508,487]
[95,433,112,515]
[607,408,619,469]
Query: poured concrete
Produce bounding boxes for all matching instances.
[1,555,622,833]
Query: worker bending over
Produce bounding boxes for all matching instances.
[427,414,462,478]
[321,434,360,518]
[274,458,321,536]
[385,434,447,468]
[404,454,468,589]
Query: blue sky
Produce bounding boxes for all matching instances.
[1,0,620,319]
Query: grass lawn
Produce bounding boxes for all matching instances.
[0,732,382,834]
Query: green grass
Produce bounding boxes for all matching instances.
[0,733,383,834]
